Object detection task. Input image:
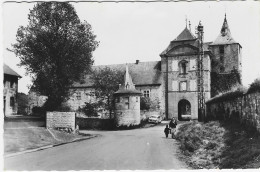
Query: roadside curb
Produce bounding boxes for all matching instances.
[4,135,98,158]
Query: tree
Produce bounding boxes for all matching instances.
[12,2,99,111]
[90,67,124,118]
[17,92,29,115]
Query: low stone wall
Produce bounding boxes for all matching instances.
[46,111,76,130]
[206,91,260,133]
[76,117,114,130]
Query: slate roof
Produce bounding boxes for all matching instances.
[211,15,238,45]
[174,27,196,41]
[203,42,212,51]
[3,64,21,78]
[72,61,162,88]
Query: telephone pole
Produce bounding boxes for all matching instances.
[196,21,205,122]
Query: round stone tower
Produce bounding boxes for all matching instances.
[114,64,142,127]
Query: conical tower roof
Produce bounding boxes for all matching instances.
[211,14,238,45]
[114,64,142,95]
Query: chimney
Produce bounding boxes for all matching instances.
[136,60,139,64]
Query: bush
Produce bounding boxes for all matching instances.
[140,97,151,110]
[247,78,260,94]
[32,106,46,116]
[78,102,100,117]
[140,97,160,111]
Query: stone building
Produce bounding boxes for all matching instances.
[114,65,142,126]
[160,25,211,120]
[29,15,242,121]
[3,64,21,116]
[68,60,164,115]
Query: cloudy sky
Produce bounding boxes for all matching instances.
[2,1,260,94]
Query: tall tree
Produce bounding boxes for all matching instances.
[90,67,124,118]
[12,2,99,110]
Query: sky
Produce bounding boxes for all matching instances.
[2,1,260,94]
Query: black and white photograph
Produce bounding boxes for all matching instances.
[2,0,260,170]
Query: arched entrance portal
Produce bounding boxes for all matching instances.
[178,99,191,121]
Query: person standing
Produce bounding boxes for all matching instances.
[164,125,171,138]
[169,117,177,138]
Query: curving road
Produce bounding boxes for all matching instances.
[4,122,189,170]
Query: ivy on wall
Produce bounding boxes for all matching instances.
[211,69,241,97]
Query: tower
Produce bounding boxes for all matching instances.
[209,14,242,74]
[209,14,242,96]
[160,21,211,121]
[114,64,142,127]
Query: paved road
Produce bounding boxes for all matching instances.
[4,122,189,170]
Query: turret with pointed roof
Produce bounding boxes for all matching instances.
[209,14,242,74]
[114,64,142,127]
[211,14,240,46]
[114,64,142,95]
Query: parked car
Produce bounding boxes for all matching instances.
[148,115,162,124]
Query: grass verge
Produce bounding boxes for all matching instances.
[4,128,92,155]
[175,120,260,169]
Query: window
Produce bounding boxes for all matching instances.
[76,92,81,100]
[136,97,138,102]
[116,97,120,103]
[10,81,14,88]
[172,80,178,91]
[172,60,178,71]
[189,59,196,70]
[220,55,224,63]
[179,61,187,74]
[190,80,197,91]
[219,45,224,54]
[125,97,129,109]
[10,97,15,107]
[143,90,150,97]
[179,81,187,91]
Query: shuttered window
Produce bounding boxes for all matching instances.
[172,80,178,91]
[180,81,187,91]
[190,59,196,70]
[190,80,197,91]
[172,60,178,71]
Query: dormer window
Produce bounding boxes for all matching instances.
[179,61,188,74]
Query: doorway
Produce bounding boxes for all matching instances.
[178,99,191,121]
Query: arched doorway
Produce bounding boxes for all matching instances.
[178,99,191,121]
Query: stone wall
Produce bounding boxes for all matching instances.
[206,91,260,133]
[209,44,242,74]
[76,117,114,130]
[46,112,76,130]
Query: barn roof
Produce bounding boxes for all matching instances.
[72,61,162,88]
